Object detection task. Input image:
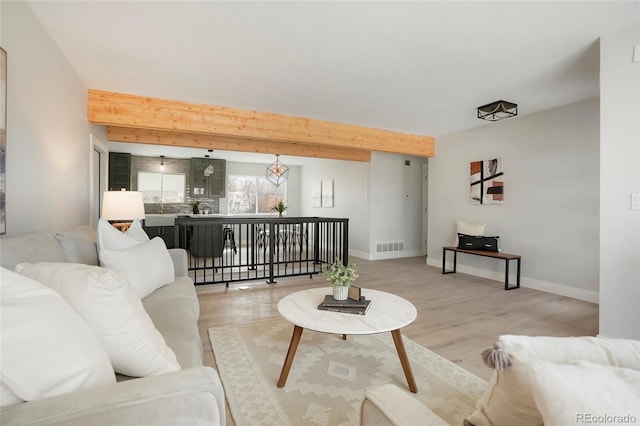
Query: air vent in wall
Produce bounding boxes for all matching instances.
[375,241,405,253]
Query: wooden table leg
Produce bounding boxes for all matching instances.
[391,329,418,393]
[277,325,304,388]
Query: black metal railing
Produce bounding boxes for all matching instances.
[172,216,349,286]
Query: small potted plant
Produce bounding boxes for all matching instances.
[321,258,359,300]
[271,200,288,217]
[190,201,200,215]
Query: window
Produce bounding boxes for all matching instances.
[227,175,285,214]
[138,172,186,204]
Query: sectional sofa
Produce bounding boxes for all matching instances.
[0,226,226,425]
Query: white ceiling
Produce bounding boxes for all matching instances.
[26,1,640,164]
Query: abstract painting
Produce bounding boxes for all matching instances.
[470,157,504,205]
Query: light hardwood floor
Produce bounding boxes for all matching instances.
[196,255,598,381]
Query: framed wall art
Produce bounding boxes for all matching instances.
[1,47,6,234]
[311,181,322,207]
[322,179,334,208]
[470,157,504,205]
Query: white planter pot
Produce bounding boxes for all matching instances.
[332,286,349,301]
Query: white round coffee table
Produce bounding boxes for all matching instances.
[276,287,418,392]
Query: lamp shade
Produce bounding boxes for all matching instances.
[101,191,145,221]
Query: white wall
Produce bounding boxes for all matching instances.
[428,98,600,302]
[299,158,369,256]
[368,152,426,259]
[299,153,425,260]
[1,1,104,236]
[599,23,640,339]
[222,160,300,216]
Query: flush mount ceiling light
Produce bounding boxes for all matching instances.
[477,100,518,121]
[266,154,289,187]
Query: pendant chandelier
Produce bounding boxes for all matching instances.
[203,149,215,176]
[266,154,289,187]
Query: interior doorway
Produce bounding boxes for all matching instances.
[422,162,428,257]
[90,133,108,229]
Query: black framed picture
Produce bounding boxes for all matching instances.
[470,157,504,205]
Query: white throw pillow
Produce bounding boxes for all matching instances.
[530,361,640,426]
[126,218,151,242]
[0,267,115,404]
[15,263,180,377]
[0,381,22,407]
[455,220,486,246]
[97,218,148,252]
[54,226,99,265]
[466,335,640,426]
[99,236,175,299]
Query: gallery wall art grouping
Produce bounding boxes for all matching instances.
[312,179,334,208]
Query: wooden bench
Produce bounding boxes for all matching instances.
[442,246,521,290]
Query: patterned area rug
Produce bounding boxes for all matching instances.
[208,318,486,426]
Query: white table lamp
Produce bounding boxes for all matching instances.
[101,191,145,231]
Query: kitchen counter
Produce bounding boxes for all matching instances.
[144,214,177,226]
[145,213,229,225]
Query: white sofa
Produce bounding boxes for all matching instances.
[0,228,226,426]
[361,335,640,425]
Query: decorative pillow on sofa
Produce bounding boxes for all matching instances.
[99,236,175,299]
[529,361,640,426]
[0,382,22,407]
[454,220,486,246]
[15,262,181,378]
[0,267,115,405]
[97,218,174,298]
[97,218,149,252]
[457,234,499,252]
[54,226,99,265]
[0,232,66,270]
[465,335,640,426]
[125,218,151,242]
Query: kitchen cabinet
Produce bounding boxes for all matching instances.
[108,152,131,191]
[191,158,225,198]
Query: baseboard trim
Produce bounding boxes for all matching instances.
[348,249,424,261]
[348,249,370,260]
[369,249,423,261]
[426,258,599,304]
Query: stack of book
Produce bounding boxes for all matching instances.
[317,295,371,315]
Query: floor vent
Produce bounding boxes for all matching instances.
[376,241,405,253]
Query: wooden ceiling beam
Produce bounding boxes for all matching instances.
[107,126,372,162]
[89,90,434,158]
